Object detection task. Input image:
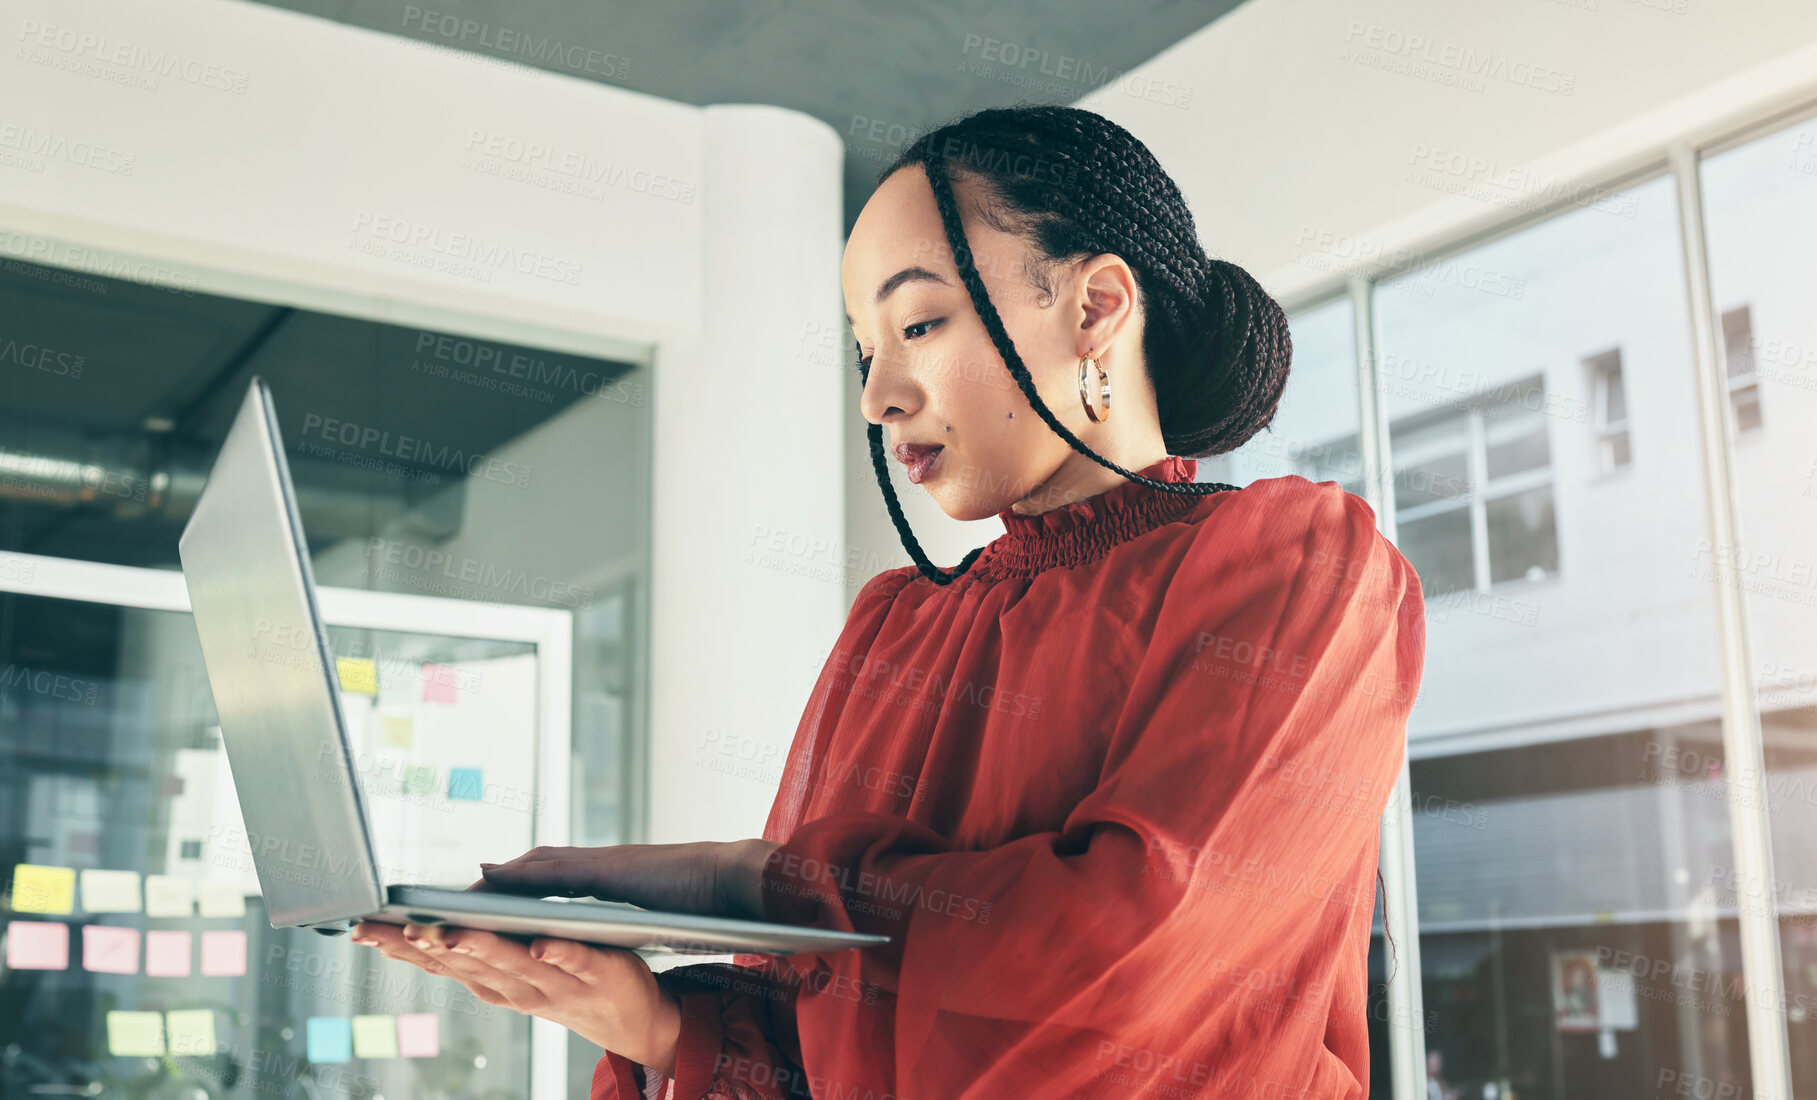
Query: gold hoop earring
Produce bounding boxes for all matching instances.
[1078,355,1111,422]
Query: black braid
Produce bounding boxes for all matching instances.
[857,105,1292,587]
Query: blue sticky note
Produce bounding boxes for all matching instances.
[306,1016,353,1063]
[448,768,483,801]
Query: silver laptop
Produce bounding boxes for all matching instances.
[177,375,887,958]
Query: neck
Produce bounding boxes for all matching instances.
[1008,443,1173,516]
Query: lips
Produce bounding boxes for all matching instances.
[892,441,944,485]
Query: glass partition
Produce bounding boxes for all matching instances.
[1376,173,1753,1098]
[1,566,570,1099]
[1699,111,1817,1094]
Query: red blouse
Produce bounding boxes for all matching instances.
[594,455,1427,1100]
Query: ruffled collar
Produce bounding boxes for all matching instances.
[968,455,1210,581]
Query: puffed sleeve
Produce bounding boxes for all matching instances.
[757,477,1426,1096]
[591,569,913,1100]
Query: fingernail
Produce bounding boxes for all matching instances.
[352,936,377,946]
[479,862,499,870]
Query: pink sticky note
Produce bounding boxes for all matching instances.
[145,930,193,976]
[81,925,141,974]
[421,664,459,704]
[5,920,70,969]
[199,930,246,976]
[396,1013,439,1057]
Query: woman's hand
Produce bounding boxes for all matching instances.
[350,921,682,1074]
[476,838,785,921]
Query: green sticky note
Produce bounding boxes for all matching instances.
[166,1009,216,1055]
[11,864,76,913]
[404,764,437,795]
[107,1011,165,1057]
[351,1014,398,1058]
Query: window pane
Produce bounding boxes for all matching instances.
[1702,113,1817,1095]
[1396,507,1474,597]
[1483,389,1553,481]
[1201,296,1365,497]
[1485,484,1559,583]
[1391,412,1471,509]
[1377,172,1747,1097]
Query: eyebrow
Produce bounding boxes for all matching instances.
[844,266,952,327]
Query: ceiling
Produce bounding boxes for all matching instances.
[0,0,1255,568]
[241,0,1253,237]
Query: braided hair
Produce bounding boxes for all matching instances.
[852,107,1408,984]
[855,105,1292,587]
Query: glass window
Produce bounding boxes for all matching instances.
[1200,295,1365,497]
[1586,347,1632,473]
[0,589,541,1097]
[1701,111,1817,1095]
[1377,172,1755,1098]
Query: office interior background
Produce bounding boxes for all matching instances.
[3,0,1817,1097]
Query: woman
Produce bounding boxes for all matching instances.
[353,104,1426,1099]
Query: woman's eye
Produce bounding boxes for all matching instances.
[853,320,940,374]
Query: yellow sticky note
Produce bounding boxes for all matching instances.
[106,1010,165,1057]
[380,713,414,750]
[351,1014,398,1058]
[11,864,76,914]
[166,1009,216,1056]
[81,869,142,913]
[336,657,378,696]
[196,881,246,919]
[144,875,194,917]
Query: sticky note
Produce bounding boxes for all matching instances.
[448,768,483,801]
[5,920,70,969]
[352,1014,398,1057]
[11,864,76,913]
[81,869,143,913]
[82,925,141,974]
[106,1010,165,1057]
[337,657,379,696]
[396,1013,439,1057]
[200,930,247,976]
[197,881,246,918]
[381,713,414,749]
[145,930,192,976]
[306,1016,353,1063]
[404,764,437,795]
[166,1009,216,1055]
[144,875,194,917]
[421,664,459,703]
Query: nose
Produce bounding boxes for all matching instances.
[858,349,922,428]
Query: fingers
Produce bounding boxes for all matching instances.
[351,922,502,1002]
[523,936,649,988]
[479,855,607,899]
[409,926,597,1012]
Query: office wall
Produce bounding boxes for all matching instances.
[0,0,849,846]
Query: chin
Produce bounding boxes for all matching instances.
[927,485,1008,524]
